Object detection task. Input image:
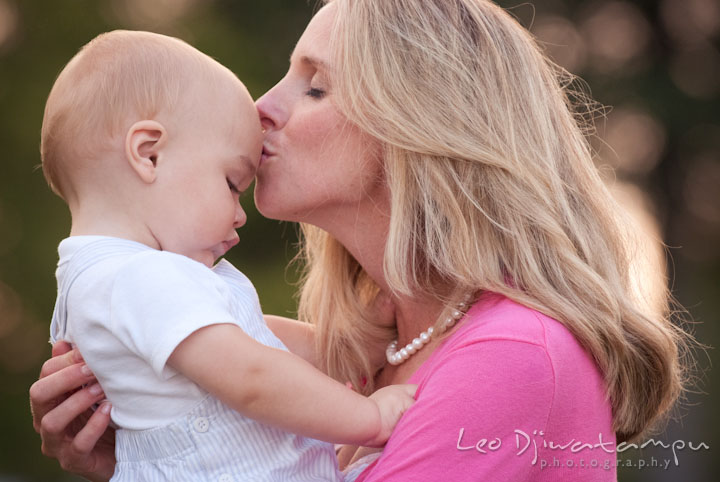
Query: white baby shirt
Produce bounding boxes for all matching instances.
[50,236,344,481]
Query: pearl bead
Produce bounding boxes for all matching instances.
[385,294,471,366]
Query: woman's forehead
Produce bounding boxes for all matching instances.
[291,3,335,66]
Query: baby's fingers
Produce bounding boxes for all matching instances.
[397,385,417,414]
[400,383,418,399]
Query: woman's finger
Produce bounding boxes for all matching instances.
[69,402,112,455]
[39,382,106,442]
[51,341,74,358]
[39,348,84,379]
[30,363,96,434]
[31,362,97,412]
[30,364,100,434]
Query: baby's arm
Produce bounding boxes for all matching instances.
[264,315,318,368]
[265,290,397,372]
[167,323,415,446]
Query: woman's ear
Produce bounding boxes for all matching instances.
[125,120,167,183]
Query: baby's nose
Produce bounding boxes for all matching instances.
[234,205,247,228]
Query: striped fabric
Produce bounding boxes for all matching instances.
[113,394,344,481]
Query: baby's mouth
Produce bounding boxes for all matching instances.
[213,237,239,259]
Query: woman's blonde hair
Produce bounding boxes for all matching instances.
[298,0,695,442]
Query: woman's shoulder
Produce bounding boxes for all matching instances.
[451,292,588,361]
[435,292,612,425]
[413,291,613,432]
[430,291,608,401]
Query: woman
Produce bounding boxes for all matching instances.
[30,0,691,480]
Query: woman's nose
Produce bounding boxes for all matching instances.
[256,82,286,132]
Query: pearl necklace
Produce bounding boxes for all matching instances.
[386,293,473,366]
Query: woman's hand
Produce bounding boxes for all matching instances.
[29,341,116,482]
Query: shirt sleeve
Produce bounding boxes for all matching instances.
[356,339,555,482]
[109,252,239,379]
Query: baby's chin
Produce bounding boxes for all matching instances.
[181,250,216,268]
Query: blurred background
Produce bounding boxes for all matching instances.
[0,0,717,480]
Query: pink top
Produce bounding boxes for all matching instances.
[355,292,617,482]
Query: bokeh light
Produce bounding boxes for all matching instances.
[661,0,720,47]
[532,14,588,73]
[602,106,666,175]
[669,42,720,100]
[683,155,720,227]
[661,0,720,99]
[0,0,19,53]
[107,0,206,29]
[580,1,652,74]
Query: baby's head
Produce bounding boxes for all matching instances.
[41,30,262,266]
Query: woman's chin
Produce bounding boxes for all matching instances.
[254,189,299,222]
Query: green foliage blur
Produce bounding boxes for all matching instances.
[0,1,717,480]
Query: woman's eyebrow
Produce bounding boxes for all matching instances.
[289,53,329,72]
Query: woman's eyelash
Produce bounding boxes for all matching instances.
[306,87,326,99]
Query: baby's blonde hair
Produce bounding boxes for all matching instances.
[41,30,232,200]
[299,0,695,443]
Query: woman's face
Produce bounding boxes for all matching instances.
[254,4,385,227]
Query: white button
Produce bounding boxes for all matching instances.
[193,416,209,433]
[218,474,233,482]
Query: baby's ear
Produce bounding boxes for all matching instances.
[125,120,167,183]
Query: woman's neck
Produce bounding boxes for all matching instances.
[318,202,446,350]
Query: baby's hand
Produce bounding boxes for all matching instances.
[364,384,417,447]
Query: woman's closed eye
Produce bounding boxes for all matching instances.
[306,87,326,99]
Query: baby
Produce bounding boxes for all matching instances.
[40,30,414,481]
